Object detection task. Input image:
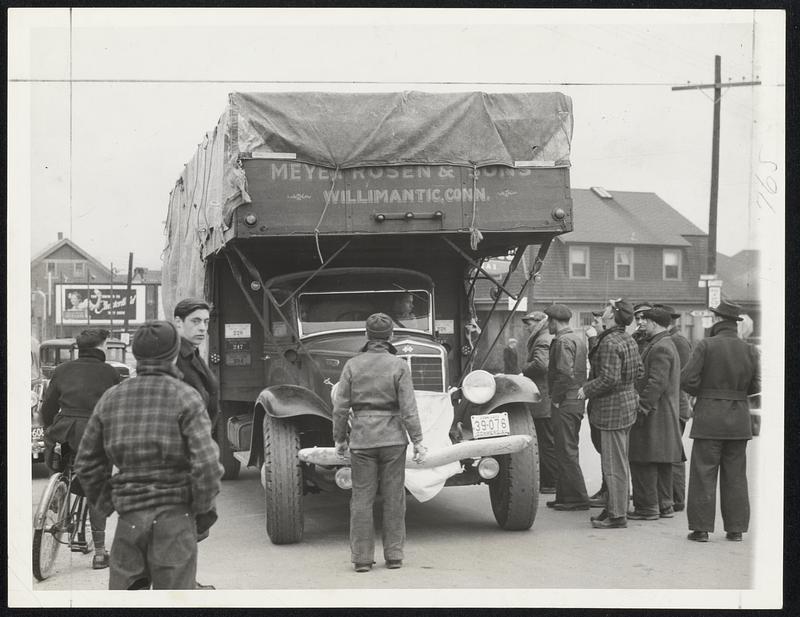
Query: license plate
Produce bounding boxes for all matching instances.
[471,412,510,439]
[32,427,44,440]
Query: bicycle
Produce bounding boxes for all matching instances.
[32,446,94,581]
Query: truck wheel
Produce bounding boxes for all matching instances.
[216,414,241,481]
[263,414,304,544]
[488,404,539,530]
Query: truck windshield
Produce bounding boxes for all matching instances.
[298,289,431,336]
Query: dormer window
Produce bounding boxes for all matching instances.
[74,262,85,277]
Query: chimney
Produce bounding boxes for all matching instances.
[57,232,64,241]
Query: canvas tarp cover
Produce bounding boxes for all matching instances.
[162,91,573,315]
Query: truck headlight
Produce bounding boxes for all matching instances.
[461,370,496,404]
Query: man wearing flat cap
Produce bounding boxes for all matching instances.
[578,298,644,528]
[76,320,224,589]
[628,307,683,521]
[520,311,556,493]
[632,302,654,353]
[653,304,693,512]
[543,303,590,510]
[681,299,760,543]
[332,313,427,572]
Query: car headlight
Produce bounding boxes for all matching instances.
[461,370,496,404]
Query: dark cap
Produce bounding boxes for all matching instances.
[365,313,394,340]
[653,303,681,319]
[710,299,744,321]
[609,298,634,326]
[591,309,604,317]
[544,304,572,322]
[76,328,110,350]
[132,320,181,361]
[633,301,654,315]
[521,310,547,323]
[642,307,672,328]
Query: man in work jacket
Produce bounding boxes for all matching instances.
[544,303,590,511]
[332,313,427,573]
[174,298,219,427]
[578,298,643,529]
[654,303,693,512]
[628,307,683,520]
[520,310,556,493]
[40,328,121,569]
[681,299,760,543]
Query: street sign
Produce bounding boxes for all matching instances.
[707,279,723,287]
[708,286,721,308]
[697,280,707,288]
[699,274,718,280]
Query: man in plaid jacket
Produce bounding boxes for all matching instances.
[76,320,223,589]
[578,299,643,529]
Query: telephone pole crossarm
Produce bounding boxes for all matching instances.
[671,80,761,91]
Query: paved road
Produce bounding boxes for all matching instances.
[30,418,758,592]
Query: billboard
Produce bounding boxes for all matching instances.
[55,284,147,325]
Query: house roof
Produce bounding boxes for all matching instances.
[716,250,759,304]
[561,189,706,246]
[31,237,112,276]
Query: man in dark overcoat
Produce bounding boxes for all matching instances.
[628,307,683,520]
[544,304,589,511]
[681,299,760,542]
[520,311,556,493]
[632,302,653,353]
[654,303,693,511]
[39,328,121,569]
[578,298,643,529]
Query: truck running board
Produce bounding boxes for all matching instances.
[298,434,532,469]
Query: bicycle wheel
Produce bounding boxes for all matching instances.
[33,475,69,581]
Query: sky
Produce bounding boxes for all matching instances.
[10,8,784,272]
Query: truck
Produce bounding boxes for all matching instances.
[162,91,575,544]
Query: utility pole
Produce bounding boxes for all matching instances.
[122,252,134,338]
[672,55,760,309]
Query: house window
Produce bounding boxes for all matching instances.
[614,247,634,280]
[578,312,595,327]
[663,249,682,280]
[74,262,85,277]
[569,246,589,279]
[46,262,56,275]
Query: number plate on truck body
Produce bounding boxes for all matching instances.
[470,412,510,439]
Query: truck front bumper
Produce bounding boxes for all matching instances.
[298,433,532,469]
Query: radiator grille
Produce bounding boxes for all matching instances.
[408,356,444,392]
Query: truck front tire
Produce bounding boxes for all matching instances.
[263,414,304,544]
[216,414,241,481]
[488,404,539,531]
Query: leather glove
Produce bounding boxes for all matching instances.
[413,443,427,464]
[334,441,349,458]
[196,509,218,539]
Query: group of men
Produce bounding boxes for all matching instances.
[519,297,760,540]
[41,299,224,589]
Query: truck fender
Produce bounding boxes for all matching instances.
[247,385,332,468]
[467,374,541,417]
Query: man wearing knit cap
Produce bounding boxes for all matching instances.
[76,320,224,589]
[681,299,760,543]
[543,303,590,511]
[578,298,643,529]
[653,303,693,512]
[332,313,426,572]
[628,307,683,521]
[520,311,556,493]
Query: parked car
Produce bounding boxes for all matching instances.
[31,338,47,463]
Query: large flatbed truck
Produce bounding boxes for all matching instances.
[163,91,575,544]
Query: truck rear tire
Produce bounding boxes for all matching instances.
[216,414,241,481]
[488,405,539,530]
[263,414,304,544]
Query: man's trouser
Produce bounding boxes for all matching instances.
[630,461,674,515]
[599,426,631,519]
[551,399,589,505]
[532,416,557,488]
[109,504,197,590]
[687,438,750,533]
[589,423,607,496]
[349,445,407,564]
[672,418,687,508]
